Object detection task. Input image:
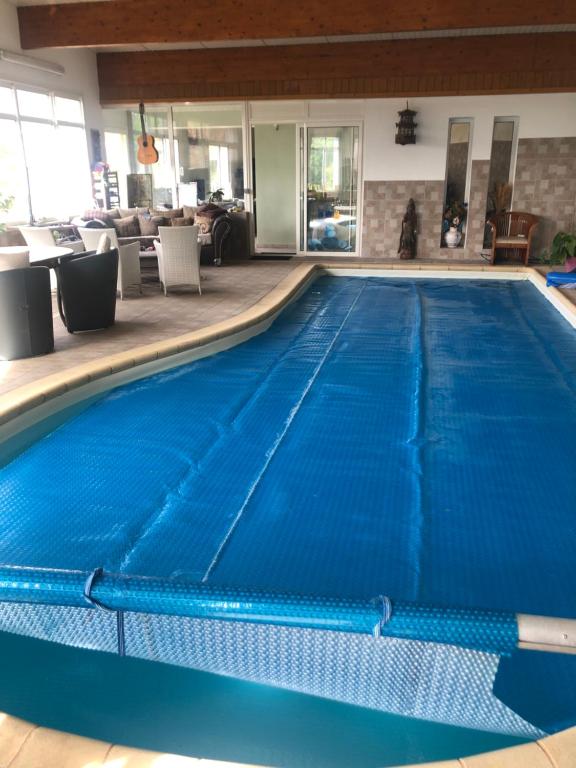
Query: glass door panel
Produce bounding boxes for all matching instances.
[171,105,244,206]
[303,125,359,255]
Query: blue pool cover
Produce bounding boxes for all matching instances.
[0,276,575,735]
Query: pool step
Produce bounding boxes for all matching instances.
[0,712,260,767]
[0,711,574,767]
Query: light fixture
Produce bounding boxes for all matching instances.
[0,49,65,76]
[395,102,417,145]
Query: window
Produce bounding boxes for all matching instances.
[172,105,244,204]
[104,131,130,207]
[309,135,340,191]
[441,119,473,248]
[129,108,174,207]
[0,84,91,223]
[209,144,232,198]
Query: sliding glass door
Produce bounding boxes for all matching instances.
[299,124,360,256]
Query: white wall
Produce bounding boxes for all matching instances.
[251,93,576,182]
[365,94,576,181]
[0,0,103,162]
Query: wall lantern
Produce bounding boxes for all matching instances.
[395,102,417,145]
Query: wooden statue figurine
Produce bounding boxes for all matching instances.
[398,198,417,260]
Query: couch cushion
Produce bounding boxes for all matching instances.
[171,217,194,227]
[138,214,167,236]
[119,207,149,218]
[112,215,140,238]
[151,208,183,220]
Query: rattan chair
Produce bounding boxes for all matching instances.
[155,225,201,296]
[55,249,119,333]
[78,227,141,299]
[486,212,539,265]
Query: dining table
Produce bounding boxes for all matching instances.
[28,245,76,268]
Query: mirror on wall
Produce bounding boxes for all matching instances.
[441,119,472,248]
[484,118,518,246]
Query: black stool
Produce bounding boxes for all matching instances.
[0,267,54,360]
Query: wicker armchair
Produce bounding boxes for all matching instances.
[155,225,201,296]
[78,227,141,299]
[486,212,539,265]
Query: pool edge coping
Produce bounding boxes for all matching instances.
[0,263,574,432]
[0,710,574,767]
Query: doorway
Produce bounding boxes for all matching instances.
[252,124,297,254]
[298,124,360,257]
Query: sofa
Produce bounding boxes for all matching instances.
[72,204,252,266]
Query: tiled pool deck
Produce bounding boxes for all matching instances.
[0,261,295,396]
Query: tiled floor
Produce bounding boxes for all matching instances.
[0,261,296,396]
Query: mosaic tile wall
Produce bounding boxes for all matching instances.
[512,137,576,260]
[361,140,576,262]
[362,161,491,261]
[465,160,491,259]
[362,181,444,261]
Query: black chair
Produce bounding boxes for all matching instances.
[0,267,54,360]
[55,249,119,333]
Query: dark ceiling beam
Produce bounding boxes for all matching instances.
[19,0,576,49]
[97,33,576,104]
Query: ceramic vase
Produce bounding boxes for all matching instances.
[445,227,461,248]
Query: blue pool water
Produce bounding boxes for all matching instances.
[0,630,525,767]
[0,275,575,748]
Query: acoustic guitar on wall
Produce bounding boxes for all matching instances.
[136,102,159,165]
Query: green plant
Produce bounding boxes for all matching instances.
[538,231,576,265]
[0,192,14,232]
[208,188,224,203]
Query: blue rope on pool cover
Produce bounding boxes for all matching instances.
[0,276,575,736]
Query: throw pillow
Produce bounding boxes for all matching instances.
[119,207,149,218]
[138,214,167,236]
[83,209,114,226]
[197,203,223,215]
[194,206,225,234]
[112,215,140,238]
[171,217,194,227]
[194,214,214,234]
[182,205,199,220]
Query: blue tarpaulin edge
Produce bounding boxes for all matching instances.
[0,565,518,656]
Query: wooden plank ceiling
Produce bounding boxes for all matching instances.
[17,0,576,49]
[16,0,576,100]
[98,33,576,103]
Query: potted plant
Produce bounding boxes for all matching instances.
[539,232,576,270]
[208,188,225,203]
[442,201,467,248]
[0,192,14,233]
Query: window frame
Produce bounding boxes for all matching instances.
[0,79,88,224]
